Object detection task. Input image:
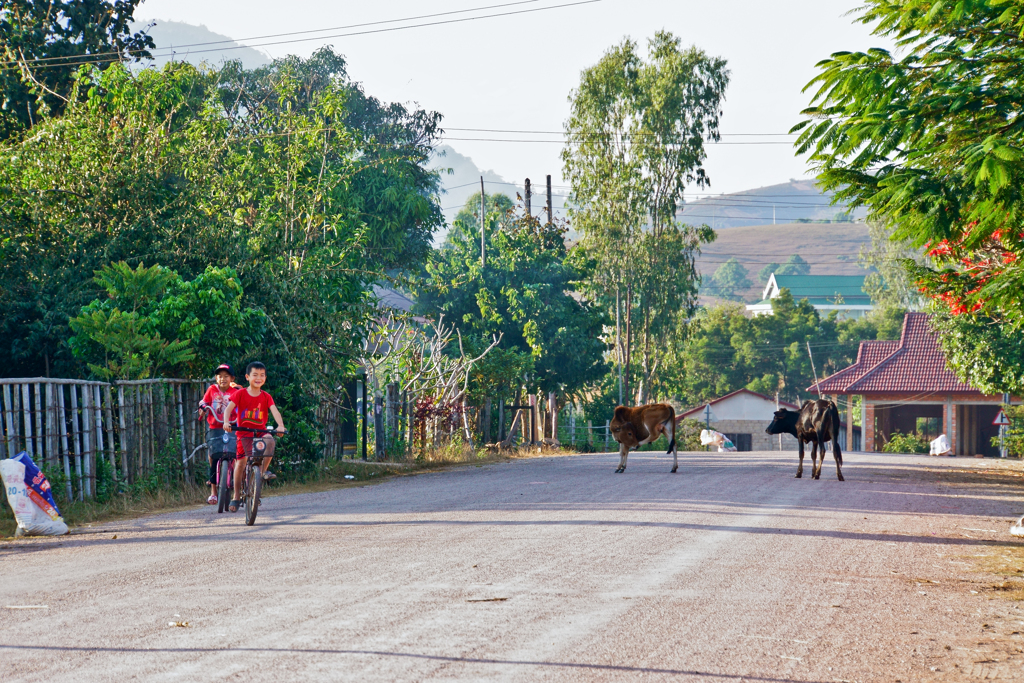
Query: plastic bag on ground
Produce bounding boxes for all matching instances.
[700,429,737,452]
[929,434,952,456]
[1,451,68,536]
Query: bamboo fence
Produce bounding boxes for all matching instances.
[0,378,207,501]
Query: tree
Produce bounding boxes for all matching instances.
[930,314,1024,396]
[794,0,1024,329]
[758,262,781,284]
[563,31,728,404]
[414,197,608,400]
[69,263,263,380]
[451,192,515,237]
[660,291,901,408]
[0,49,445,390]
[0,1,154,139]
[707,258,752,300]
[774,254,811,277]
[858,221,928,312]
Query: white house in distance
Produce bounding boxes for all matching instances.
[746,274,874,319]
[679,389,802,452]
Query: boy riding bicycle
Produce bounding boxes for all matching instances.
[198,364,239,505]
[223,361,287,513]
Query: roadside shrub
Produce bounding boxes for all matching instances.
[882,430,929,454]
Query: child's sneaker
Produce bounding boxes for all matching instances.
[207,494,217,505]
[263,471,277,481]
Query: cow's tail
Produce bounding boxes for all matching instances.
[829,401,843,464]
[666,409,677,454]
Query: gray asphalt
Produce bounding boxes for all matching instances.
[3,449,1024,682]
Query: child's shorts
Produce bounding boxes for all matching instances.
[237,434,276,460]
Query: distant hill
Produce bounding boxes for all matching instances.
[696,221,871,305]
[679,179,867,230]
[131,19,272,70]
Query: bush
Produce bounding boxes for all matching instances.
[882,430,929,454]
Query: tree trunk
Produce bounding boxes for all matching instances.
[386,382,399,451]
[374,394,385,460]
[623,282,633,406]
[483,398,492,444]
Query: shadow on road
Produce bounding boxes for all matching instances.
[0,644,825,681]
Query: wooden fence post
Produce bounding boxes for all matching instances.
[13,383,22,452]
[69,385,83,500]
[102,385,116,477]
[57,385,72,500]
[33,383,43,462]
[46,383,57,469]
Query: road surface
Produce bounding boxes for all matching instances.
[3,449,1024,682]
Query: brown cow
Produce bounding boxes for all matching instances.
[609,404,678,473]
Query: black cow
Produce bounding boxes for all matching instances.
[765,399,844,481]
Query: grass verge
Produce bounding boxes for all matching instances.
[1,444,549,538]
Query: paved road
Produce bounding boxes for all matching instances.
[3,449,1024,682]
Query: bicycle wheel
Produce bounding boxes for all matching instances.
[217,458,230,514]
[245,465,262,526]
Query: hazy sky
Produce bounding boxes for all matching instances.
[138,0,891,196]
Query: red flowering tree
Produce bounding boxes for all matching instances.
[794,1,1024,326]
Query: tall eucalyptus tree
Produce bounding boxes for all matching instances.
[562,31,728,404]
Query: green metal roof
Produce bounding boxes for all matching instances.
[771,275,870,304]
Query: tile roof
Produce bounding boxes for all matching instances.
[809,312,983,396]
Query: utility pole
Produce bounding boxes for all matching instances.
[525,177,532,217]
[480,176,486,267]
[546,174,552,224]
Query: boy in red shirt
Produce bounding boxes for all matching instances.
[223,361,287,512]
[198,364,239,505]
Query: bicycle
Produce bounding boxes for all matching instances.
[198,406,238,514]
[227,424,283,526]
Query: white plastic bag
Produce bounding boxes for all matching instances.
[929,434,952,456]
[1,452,68,536]
[700,429,737,452]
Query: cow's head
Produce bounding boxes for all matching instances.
[612,422,640,449]
[765,409,799,436]
[610,407,640,449]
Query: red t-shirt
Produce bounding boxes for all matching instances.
[231,388,275,431]
[201,385,236,429]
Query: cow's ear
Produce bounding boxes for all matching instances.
[613,406,628,420]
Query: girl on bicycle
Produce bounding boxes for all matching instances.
[198,364,239,505]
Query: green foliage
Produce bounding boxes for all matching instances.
[881,430,930,455]
[758,262,780,284]
[999,405,1024,458]
[0,48,443,392]
[414,197,607,398]
[0,1,154,140]
[794,0,1024,327]
[562,30,727,404]
[452,192,515,236]
[930,314,1024,396]
[69,262,264,380]
[706,258,753,300]
[661,291,903,407]
[774,254,811,277]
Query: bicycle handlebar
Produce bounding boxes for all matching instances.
[228,423,285,435]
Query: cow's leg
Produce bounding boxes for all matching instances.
[665,419,678,473]
[615,443,629,473]
[812,439,822,479]
[832,431,845,481]
[796,439,804,478]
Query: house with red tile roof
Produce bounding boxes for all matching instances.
[809,312,1011,455]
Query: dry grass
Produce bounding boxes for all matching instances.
[963,546,1024,601]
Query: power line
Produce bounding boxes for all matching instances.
[444,127,797,137]
[441,137,795,145]
[2,0,603,73]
